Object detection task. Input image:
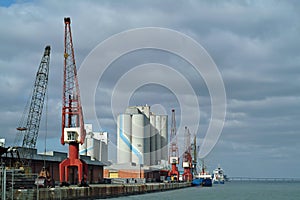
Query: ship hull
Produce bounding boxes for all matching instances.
[192,178,212,187]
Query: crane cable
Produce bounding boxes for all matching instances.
[14,88,32,147]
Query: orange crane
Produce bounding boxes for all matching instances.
[182,126,193,182]
[59,17,88,186]
[168,109,179,181]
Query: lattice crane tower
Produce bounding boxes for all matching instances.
[16,46,50,166]
[59,17,88,186]
[168,109,179,181]
[182,126,193,181]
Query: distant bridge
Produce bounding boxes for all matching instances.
[229,177,300,182]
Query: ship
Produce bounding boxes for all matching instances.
[191,160,212,187]
[212,165,225,184]
[192,171,212,187]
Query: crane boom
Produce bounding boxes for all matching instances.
[169,109,178,158]
[21,46,51,148]
[18,46,50,161]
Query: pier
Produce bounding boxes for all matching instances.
[10,182,191,200]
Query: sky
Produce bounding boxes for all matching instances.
[0,0,299,178]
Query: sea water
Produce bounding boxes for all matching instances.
[108,181,300,200]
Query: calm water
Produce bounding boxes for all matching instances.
[109,181,300,200]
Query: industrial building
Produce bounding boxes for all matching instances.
[117,105,168,166]
[105,106,169,180]
[79,124,108,163]
[0,123,109,186]
[103,162,169,182]
[0,144,106,185]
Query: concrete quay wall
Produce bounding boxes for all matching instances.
[38,182,191,199]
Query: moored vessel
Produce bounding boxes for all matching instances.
[192,160,212,187]
[192,171,212,187]
[212,165,225,184]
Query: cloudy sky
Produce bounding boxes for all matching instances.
[1,0,299,178]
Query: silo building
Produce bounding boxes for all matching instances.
[79,124,109,163]
[117,105,168,166]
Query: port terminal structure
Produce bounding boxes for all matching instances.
[0,17,201,196]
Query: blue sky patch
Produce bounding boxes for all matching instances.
[0,0,16,7]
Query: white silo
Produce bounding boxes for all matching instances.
[80,124,93,156]
[144,116,151,166]
[84,124,93,135]
[160,115,168,161]
[150,114,157,165]
[131,114,145,165]
[155,115,162,162]
[136,105,150,118]
[125,107,140,115]
[117,114,132,164]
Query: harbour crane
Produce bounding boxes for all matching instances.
[9,45,54,188]
[191,134,198,176]
[59,17,88,186]
[182,126,193,181]
[15,45,51,167]
[168,109,179,181]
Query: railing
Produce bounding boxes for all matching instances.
[0,167,38,200]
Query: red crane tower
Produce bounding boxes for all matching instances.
[59,17,88,186]
[168,109,179,181]
[182,126,193,181]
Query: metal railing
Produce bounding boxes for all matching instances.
[0,167,38,200]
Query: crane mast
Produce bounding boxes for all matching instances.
[182,126,193,181]
[61,17,85,143]
[191,134,198,176]
[59,17,88,186]
[16,46,51,163]
[168,109,179,181]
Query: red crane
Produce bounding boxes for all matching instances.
[59,17,88,186]
[182,126,193,181]
[168,109,179,181]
